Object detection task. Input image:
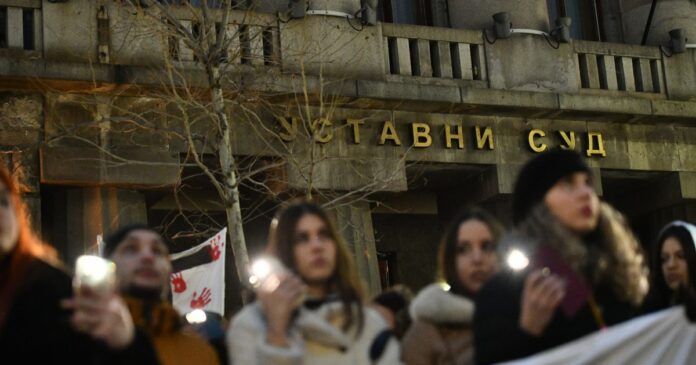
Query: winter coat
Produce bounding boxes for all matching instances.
[401,284,475,365]
[0,255,159,365]
[473,204,645,365]
[227,298,401,365]
[124,297,220,365]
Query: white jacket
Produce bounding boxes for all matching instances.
[227,299,401,365]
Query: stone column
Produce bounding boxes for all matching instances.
[334,202,382,296]
[447,0,550,31]
[622,0,696,46]
[255,0,361,14]
[64,187,147,265]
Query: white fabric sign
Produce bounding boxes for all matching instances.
[499,306,696,365]
[169,228,226,316]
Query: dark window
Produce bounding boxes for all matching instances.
[379,0,434,26]
[22,9,34,50]
[0,7,7,48]
[377,251,398,289]
[548,0,604,41]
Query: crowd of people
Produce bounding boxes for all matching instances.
[1,149,695,364]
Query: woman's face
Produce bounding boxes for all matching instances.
[544,172,600,234]
[455,219,498,294]
[661,237,690,291]
[292,214,337,288]
[0,181,19,257]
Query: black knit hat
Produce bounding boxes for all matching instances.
[512,149,591,225]
[102,224,159,257]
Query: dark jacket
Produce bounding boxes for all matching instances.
[473,269,637,364]
[473,203,646,364]
[0,257,159,365]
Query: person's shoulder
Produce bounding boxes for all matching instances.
[20,257,72,297]
[229,302,264,330]
[363,305,389,331]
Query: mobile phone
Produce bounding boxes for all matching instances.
[74,255,116,295]
[532,246,590,317]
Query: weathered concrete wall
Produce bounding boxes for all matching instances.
[448,0,550,31]
[622,0,696,46]
[0,93,43,228]
[63,187,147,265]
[280,15,385,80]
[107,3,166,66]
[43,0,98,63]
[663,51,696,101]
[334,202,382,296]
[373,212,441,292]
[485,37,579,92]
[254,0,361,14]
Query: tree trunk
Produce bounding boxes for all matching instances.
[209,66,250,301]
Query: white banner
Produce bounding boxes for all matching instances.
[499,306,696,365]
[170,228,227,316]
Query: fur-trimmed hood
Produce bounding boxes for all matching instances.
[409,283,475,325]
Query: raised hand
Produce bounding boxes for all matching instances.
[190,287,212,309]
[62,285,135,350]
[257,273,306,347]
[519,269,566,336]
[171,272,187,293]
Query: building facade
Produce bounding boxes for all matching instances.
[1,0,695,313]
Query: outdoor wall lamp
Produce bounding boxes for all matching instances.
[669,28,696,54]
[288,0,307,18]
[489,12,569,48]
[553,17,572,43]
[493,12,512,39]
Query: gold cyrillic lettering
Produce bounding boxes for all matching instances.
[445,124,464,149]
[412,123,432,148]
[528,129,547,153]
[379,121,402,146]
[277,116,298,142]
[586,132,607,157]
[313,119,333,144]
[475,126,495,150]
[558,131,576,150]
[347,119,364,144]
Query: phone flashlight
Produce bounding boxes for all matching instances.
[248,256,287,292]
[506,249,530,271]
[74,255,116,295]
[186,309,207,324]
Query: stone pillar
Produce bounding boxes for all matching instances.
[334,202,381,296]
[255,0,361,15]
[622,0,696,46]
[447,0,550,31]
[64,187,147,265]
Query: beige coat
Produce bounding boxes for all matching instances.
[401,284,475,365]
[228,299,401,365]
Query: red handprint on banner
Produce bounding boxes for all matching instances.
[208,237,222,261]
[191,287,212,309]
[171,272,187,293]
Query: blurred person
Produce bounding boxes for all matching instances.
[372,285,413,340]
[228,201,400,364]
[473,149,648,364]
[0,165,147,364]
[96,224,220,365]
[402,207,502,365]
[644,221,696,312]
